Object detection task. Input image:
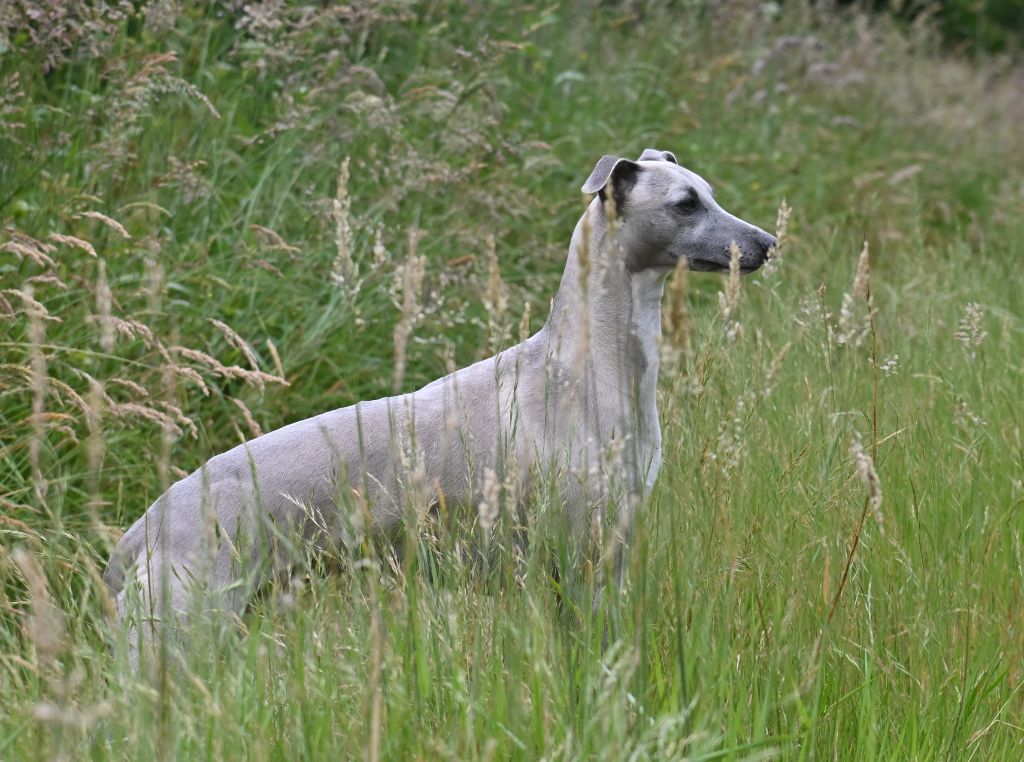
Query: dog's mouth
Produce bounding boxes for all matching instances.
[689,258,763,275]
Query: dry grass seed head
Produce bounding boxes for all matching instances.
[173,345,285,391]
[851,240,871,303]
[95,260,114,351]
[763,199,791,275]
[11,547,66,668]
[26,286,48,501]
[104,316,171,362]
[157,400,198,439]
[47,377,91,421]
[723,242,742,314]
[571,210,594,381]
[25,273,69,291]
[173,345,223,373]
[763,341,793,397]
[954,302,987,358]
[168,364,210,396]
[850,438,884,534]
[718,242,743,341]
[85,377,106,481]
[577,206,592,295]
[331,156,356,289]
[835,241,874,348]
[393,228,425,393]
[66,368,114,408]
[209,318,261,371]
[145,252,164,315]
[483,234,509,351]
[372,225,389,267]
[76,211,131,240]
[219,365,286,390]
[518,301,531,343]
[108,376,149,399]
[250,223,300,253]
[4,288,60,321]
[663,256,692,363]
[48,233,97,258]
[477,467,500,534]
[774,199,791,250]
[265,338,286,381]
[230,397,263,439]
[107,401,183,439]
[2,231,57,268]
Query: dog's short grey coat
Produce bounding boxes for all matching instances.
[104,149,774,665]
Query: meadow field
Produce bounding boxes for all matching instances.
[2,1,1023,758]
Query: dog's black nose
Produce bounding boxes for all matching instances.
[757,232,776,258]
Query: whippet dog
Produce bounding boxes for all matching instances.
[104,148,775,664]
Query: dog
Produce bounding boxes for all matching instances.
[104,148,775,666]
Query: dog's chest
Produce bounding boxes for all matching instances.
[628,272,665,491]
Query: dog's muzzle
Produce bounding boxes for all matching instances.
[744,231,776,272]
[691,231,776,273]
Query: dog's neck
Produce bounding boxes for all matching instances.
[541,201,665,435]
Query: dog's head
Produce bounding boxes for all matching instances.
[582,149,775,274]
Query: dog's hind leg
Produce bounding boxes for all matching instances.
[105,479,272,669]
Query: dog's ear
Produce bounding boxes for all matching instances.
[581,155,641,210]
[637,148,678,164]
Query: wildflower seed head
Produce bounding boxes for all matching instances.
[372,225,388,267]
[877,353,899,376]
[954,302,987,358]
[713,395,748,472]
[954,396,987,429]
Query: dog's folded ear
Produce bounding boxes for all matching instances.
[637,148,678,164]
[581,155,641,198]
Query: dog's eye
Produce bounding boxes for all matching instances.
[674,189,701,213]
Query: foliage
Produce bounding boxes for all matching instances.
[846,0,1024,53]
[1,1,1023,758]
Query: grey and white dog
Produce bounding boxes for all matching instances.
[104,148,774,665]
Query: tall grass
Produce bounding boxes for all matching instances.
[2,1,1023,758]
